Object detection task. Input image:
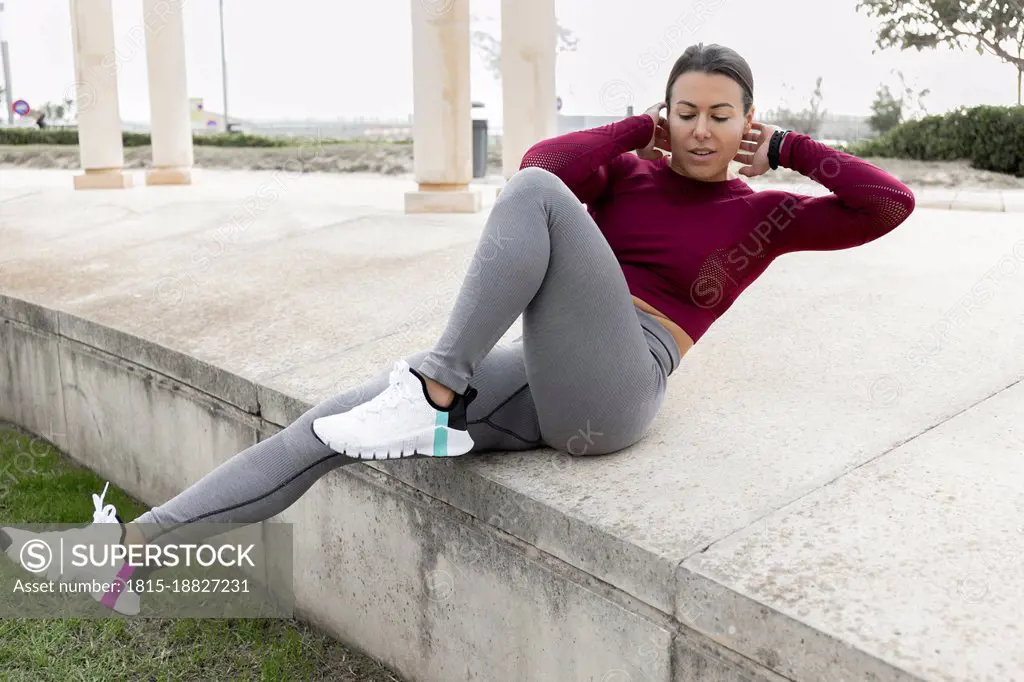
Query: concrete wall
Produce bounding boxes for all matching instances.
[0,293,778,682]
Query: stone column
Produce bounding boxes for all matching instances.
[142,0,193,185]
[500,0,556,179]
[68,0,132,189]
[405,0,480,214]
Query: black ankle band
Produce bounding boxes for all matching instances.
[409,367,464,412]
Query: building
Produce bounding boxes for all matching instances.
[189,98,226,133]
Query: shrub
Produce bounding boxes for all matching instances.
[0,128,293,148]
[848,105,1024,177]
[123,131,151,147]
[192,132,291,148]
[0,128,81,145]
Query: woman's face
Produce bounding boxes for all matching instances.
[666,71,753,182]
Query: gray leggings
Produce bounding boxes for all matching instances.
[134,167,681,544]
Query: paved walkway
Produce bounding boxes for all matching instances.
[746,179,1024,212]
[2,168,1023,681]
[914,187,1024,212]
[2,165,1020,211]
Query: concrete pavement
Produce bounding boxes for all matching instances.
[2,167,1023,681]
[745,179,1024,213]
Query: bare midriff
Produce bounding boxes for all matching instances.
[631,296,695,359]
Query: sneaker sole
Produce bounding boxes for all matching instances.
[311,422,474,460]
[95,582,140,616]
[1,532,140,616]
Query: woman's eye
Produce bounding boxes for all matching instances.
[678,114,730,122]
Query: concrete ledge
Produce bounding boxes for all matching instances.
[1000,191,1024,213]
[56,336,262,505]
[56,310,259,414]
[0,316,69,455]
[745,183,1024,213]
[4,169,1023,681]
[950,190,1004,213]
[373,456,684,615]
[0,293,780,681]
[256,383,313,428]
[912,188,957,211]
[0,294,60,334]
[681,379,1024,681]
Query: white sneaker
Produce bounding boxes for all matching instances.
[0,482,139,615]
[312,359,478,459]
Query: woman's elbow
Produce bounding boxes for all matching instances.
[894,185,916,226]
[518,141,553,172]
[877,184,916,234]
[899,184,916,217]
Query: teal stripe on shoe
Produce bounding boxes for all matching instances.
[433,410,449,456]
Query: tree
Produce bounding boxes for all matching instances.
[869,70,931,133]
[869,85,903,133]
[471,15,579,81]
[858,0,1024,105]
[893,70,931,121]
[767,76,828,136]
[38,97,75,123]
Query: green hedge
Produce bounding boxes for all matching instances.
[0,128,293,147]
[848,105,1024,177]
[0,128,83,145]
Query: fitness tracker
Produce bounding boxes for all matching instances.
[767,129,790,171]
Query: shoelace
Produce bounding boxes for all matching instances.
[366,362,419,416]
[91,482,119,524]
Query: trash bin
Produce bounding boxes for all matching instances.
[472,101,488,179]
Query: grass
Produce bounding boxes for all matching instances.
[0,424,404,682]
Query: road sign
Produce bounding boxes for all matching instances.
[12,99,29,116]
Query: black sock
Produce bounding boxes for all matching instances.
[0,530,11,552]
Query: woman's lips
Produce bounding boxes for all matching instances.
[689,150,716,161]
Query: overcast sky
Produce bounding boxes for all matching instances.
[0,0,1019,124]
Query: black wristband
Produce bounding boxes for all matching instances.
[767,129,790,170]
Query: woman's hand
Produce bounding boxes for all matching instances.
[637,102,671,161]
[734,121,780,177]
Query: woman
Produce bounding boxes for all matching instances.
[2,43,915,614]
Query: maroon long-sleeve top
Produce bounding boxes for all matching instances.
[519,114,916,342]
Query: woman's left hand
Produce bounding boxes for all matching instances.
[734,121,779,178]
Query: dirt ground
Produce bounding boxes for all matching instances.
[2,143,1022,189]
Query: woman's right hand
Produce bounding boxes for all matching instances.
[637,102,671,161]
